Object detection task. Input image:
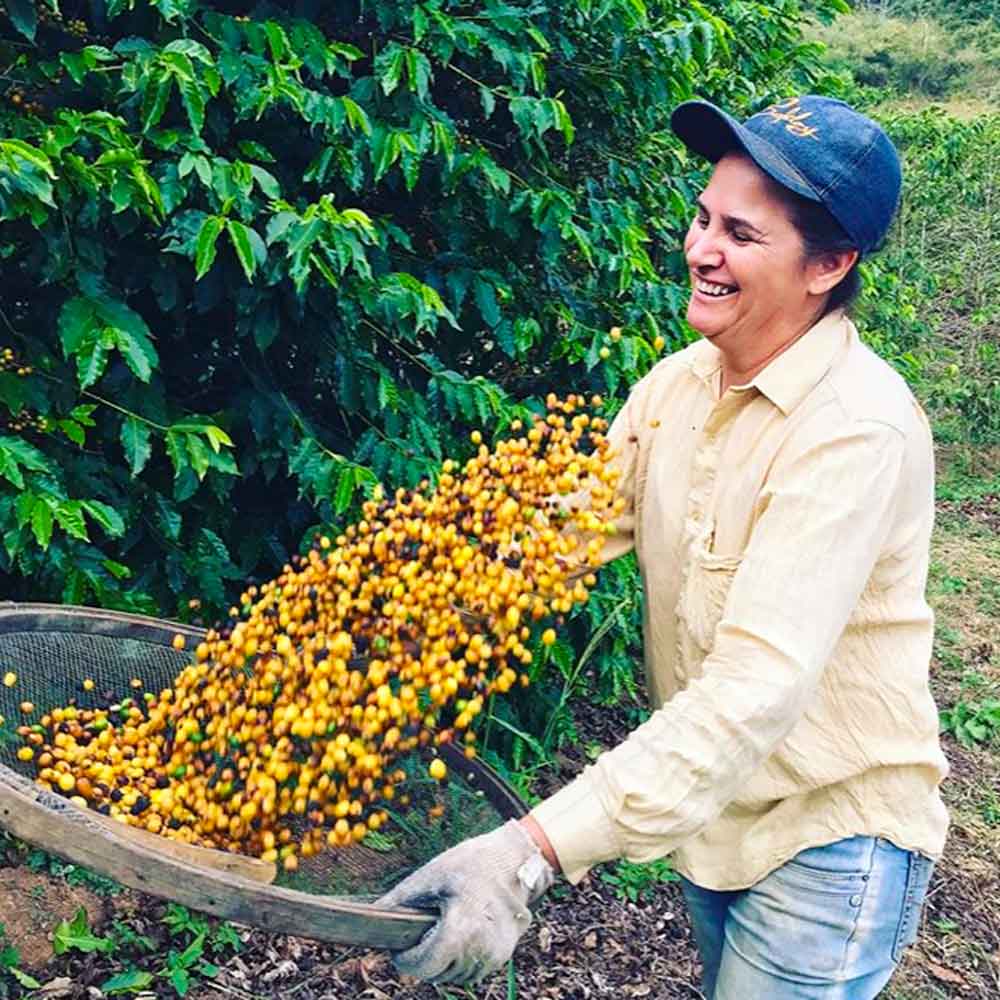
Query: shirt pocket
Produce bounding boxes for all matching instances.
[675,521,743,659]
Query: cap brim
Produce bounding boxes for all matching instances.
[670,100,822,205]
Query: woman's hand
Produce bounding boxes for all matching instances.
[377,819,555,984]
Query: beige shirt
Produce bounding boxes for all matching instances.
[531,310,950,890]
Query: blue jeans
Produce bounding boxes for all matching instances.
[678,836,936,999]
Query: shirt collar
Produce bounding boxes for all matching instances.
[686,310,853,416]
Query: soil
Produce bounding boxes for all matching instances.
[0,868,105,970]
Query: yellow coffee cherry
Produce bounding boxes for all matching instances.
[18,395,622,866]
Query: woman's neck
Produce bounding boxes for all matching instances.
[718,308,828,395]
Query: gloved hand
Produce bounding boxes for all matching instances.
[377,819,555,984]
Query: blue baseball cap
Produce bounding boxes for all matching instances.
[670,96,902,256]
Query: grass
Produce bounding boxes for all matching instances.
[806,9,1000,104]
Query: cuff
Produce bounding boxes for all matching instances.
[529,771,622,884]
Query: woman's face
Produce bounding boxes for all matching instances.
[683,152,822,352]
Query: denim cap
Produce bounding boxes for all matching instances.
[670,96,902,256]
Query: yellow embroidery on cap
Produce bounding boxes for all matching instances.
[762,98,819,139]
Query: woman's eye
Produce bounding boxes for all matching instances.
[696,214,709,228]
[731,230,752,244]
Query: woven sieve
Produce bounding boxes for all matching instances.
[0,603,525,908]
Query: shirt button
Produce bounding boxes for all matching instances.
[850,894,863,907]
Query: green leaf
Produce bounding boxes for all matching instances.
[151,493,182,541]
[250,165,280,199]
[0,435,53,476]
[58,297,98,356]
[186,432,210,480]
[412,5,428,41]
[82,500,126,538]
[1,940,21,970]
[142,74,173,131]
[333,465,355,514]
[340,97,371,135]
[195,216,226,279]
[52,907,113,955]
[177,76,206,134]
[163,39,213,65]
[112,326,157,382]
[377,43,406,96]
[406,48,433,100]
[101,969,155,995]
[0,139,56,177]
[474,277,501,327]
[168,966,190,996]
[165,431,189,479]
[5,0,37,41]
[71,404,97,427]
[9,967,41,989]
[60,295,158,386]
[237,140,276,163]
[53,502,89,542]
[77,333,110,389]
[58,419,86,446]
[226,220,258,282]
[121,417,153,476]
[14,491,35,529]
[203,424,233,453]
[102,559,132,580]
[0,454,22,489]
[31,501,54,549]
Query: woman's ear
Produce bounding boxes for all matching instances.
[807,248,859,296]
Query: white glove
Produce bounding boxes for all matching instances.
[377,819,555,984]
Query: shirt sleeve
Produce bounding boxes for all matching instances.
[530,418,907,883]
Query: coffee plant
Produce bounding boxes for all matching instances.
[0,0,847,757]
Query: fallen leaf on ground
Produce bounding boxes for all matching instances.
[538,925,553,953]
[33,978,74,998]
[925,959,968,987]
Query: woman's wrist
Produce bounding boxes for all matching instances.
[519,814,561,873]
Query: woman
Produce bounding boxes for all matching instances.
[379,96,950,1000]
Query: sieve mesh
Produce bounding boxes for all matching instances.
[0,604,523,899]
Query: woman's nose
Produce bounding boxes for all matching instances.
[685,223,724,269]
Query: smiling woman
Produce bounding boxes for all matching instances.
[376,95,949,1000]
[681,152,859,382]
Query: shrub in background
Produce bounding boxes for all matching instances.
[0,0,847,765]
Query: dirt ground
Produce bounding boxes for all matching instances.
[2,466,998,1000]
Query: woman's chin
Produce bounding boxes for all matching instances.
[686,305,728,340]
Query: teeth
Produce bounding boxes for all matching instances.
[696,280,737,297]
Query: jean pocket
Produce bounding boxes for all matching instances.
[891,852,935,962]
[774,839,875,895]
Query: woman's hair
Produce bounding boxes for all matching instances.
[762,173,863,315]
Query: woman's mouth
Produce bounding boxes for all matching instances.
[694,278,739,299]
